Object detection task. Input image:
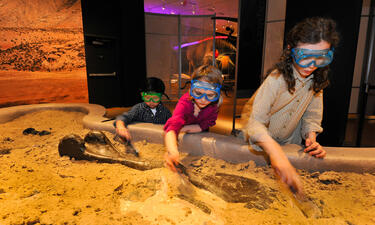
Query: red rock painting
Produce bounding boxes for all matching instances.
[0,0,88,107]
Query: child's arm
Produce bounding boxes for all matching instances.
[114,104,143,140]
[180,124,202,133]
[164,130,180,172]
[301,91,326,158]
[163,97,191,172]
[242,75,303,194]
[115,120,132,140]
[242,75,279,148]
[257,137,303,195]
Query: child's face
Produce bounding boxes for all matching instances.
[292,40,331,78]
[145,101,159,109]
[193,88,216,109]
[189,79,221,108]
[141,92,161,109]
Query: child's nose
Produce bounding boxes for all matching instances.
[308,63,317,69]
[200,97,209,103]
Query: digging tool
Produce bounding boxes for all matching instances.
[280,181,322,218]
[114,135,140,157]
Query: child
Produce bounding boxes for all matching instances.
[164,64,223,172]
[114,77,172,141]
[241,17,340,193]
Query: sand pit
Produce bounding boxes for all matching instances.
[0,110,375,224]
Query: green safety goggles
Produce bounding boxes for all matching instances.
[141,92,162,103]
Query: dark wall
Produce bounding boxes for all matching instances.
[285,0,363,146]
[236,0,266,98]
[81,1,146,107]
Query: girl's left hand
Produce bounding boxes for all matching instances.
[304,133,326,158]
[180,124,202,133]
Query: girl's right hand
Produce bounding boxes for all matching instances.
[270,156,303,195]
[258,138,304,195]
[164,150,180,172]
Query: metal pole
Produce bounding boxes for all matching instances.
[213,13,216,66]
[178,15,182,98]
[357,0,375,146]
[231,0,241,135]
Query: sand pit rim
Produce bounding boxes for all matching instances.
[0,103,375,173]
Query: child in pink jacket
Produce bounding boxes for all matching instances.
[164,64,223,172]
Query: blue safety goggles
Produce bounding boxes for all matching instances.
[291,48,334,68]
[190,79,221,102]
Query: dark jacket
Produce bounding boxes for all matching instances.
[114,102,172,127]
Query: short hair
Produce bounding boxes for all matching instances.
[142,77,166,94]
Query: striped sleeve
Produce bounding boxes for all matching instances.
[242,74,281,150]
[114,103,143,127]
[301,90,324,139]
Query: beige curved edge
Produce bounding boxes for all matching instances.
[0,103,374,173]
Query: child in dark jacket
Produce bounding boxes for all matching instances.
[114,77,172,141]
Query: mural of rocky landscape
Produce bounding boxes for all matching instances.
[0,0,88,107]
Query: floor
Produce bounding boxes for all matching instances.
[106,90,375,148]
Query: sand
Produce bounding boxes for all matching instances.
[0,70,88,108]
[0,25,88,108]
[0,110,375,225]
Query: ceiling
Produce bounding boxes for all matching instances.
[143,0,239,36]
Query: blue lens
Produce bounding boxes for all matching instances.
[291,48,334,68]
[190,79,221,102]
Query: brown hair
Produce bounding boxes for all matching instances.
[191,64,223,85]
[266,17,340,94]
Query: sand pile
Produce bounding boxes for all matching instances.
[0,110,375,225]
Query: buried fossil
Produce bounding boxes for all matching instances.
[58,131,163,171]
[58,132,272,201]
[58,130,321,218]
[23,127,51,136]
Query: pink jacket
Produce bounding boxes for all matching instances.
[164,92,219,135]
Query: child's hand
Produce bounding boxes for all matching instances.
[304,132,326,158]
[270,154,304,195]
[164,150,180,172]
[258,138,304,196]
[116,127,131,141]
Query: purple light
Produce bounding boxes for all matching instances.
[173,36,228,50]
[144,1,208,15]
